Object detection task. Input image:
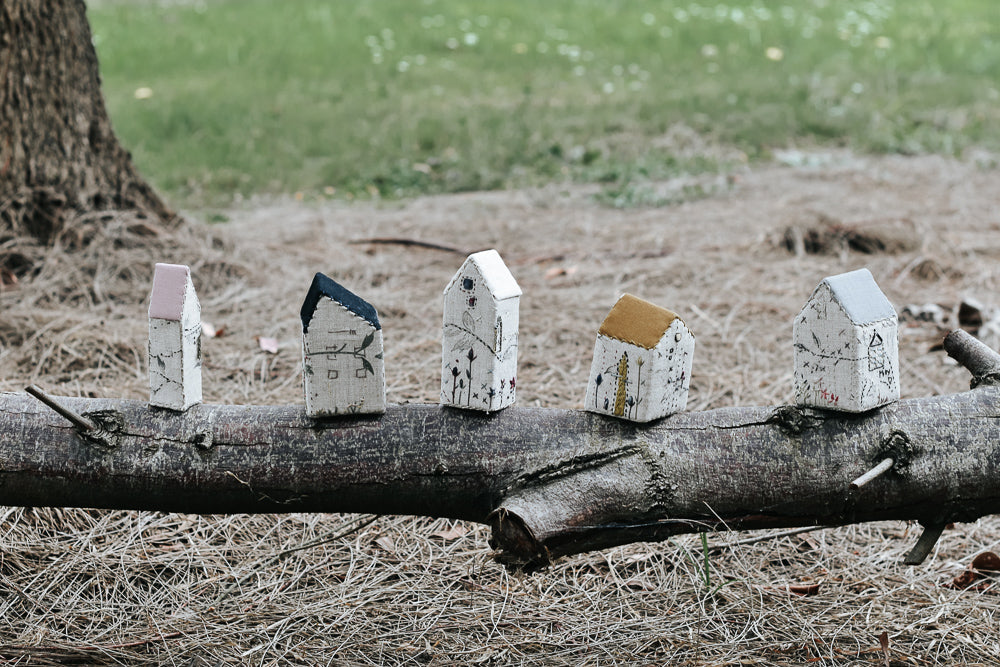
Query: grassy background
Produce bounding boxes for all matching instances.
[89,0,1000,206]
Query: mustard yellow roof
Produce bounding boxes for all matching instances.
[598,294,681,349]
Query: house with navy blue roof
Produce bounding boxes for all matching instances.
[300,272,385,416]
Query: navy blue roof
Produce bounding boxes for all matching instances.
[300,272,381,333]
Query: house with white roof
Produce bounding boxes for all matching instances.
[148,262,202,411]
[301,272,385,417]
[793,268,899,412]
[441,249,520,412]
[585,294,695,422]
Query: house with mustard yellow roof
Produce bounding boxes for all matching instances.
[584,294,695,422]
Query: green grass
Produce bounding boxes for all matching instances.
[89,0,1000,206]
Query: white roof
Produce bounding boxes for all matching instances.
[445,249,521,300]
[820,268,896,324]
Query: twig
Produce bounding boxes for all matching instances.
[213,514,379,605]
[903,523,946,565]
[25,384,96,432]
[104,632,185,650]
[349,237,468,255]
[944,329,1000,388]
[711,525,834,552]
[0,632,183,654]
[277,514,379,558]
[850,457,895,490]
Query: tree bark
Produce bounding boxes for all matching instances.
[2,331,999,571]
[0,0,174,256]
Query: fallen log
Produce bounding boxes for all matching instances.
[1,330,998,571]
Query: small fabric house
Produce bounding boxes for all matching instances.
[441,249,520,412]
[301,272,385,417]
[585,294,695,422]
[793,268,899,412]
[148,263,202,411]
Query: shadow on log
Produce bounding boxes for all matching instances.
[2,330,999,571]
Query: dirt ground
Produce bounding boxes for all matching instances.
[2,152,1000,664]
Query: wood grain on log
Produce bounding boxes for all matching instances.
[3,380,1000,571]
[0,330,995,571]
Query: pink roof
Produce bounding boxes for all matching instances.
[149,263,192,320]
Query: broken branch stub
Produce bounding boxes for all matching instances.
[944,329,1000,388]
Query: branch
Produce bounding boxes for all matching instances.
[944,329,1000,387]
[2,330,999,571]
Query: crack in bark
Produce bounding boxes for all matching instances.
[223,471,311,507]
[504,443,643,493]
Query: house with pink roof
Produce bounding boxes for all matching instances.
[148,263,202,411]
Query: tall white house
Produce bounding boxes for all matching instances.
[441,249,520,412]
[148,262,202,411]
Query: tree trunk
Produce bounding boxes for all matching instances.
[3,333,999,571]
[0,0,174,256]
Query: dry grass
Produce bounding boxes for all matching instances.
[2,152,1000,664]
